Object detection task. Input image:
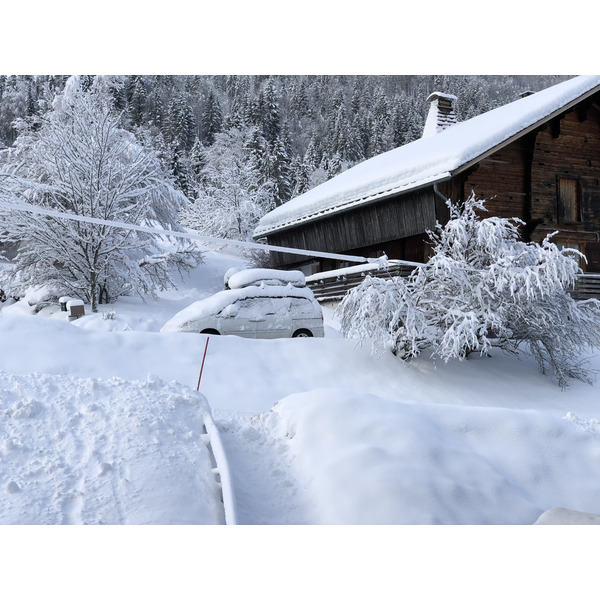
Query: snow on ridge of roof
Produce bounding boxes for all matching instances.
[255,75,600,237]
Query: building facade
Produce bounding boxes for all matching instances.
[254,76,600,275]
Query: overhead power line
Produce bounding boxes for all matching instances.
[0,198,382,266]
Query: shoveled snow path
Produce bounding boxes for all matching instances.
[216,412,312,525]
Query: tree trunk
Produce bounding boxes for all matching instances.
[90,272,98,313]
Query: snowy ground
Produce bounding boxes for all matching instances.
[2,247,600,527]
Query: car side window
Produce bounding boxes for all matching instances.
[290,298,315,318]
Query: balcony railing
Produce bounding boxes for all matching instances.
[306,262,600,303]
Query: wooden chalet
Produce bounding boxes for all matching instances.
[254,76,600,275]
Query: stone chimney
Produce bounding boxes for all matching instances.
[422,91,458,137]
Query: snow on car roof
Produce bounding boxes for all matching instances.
[254,75,600,237]
[161,283,318,332]
[227,268,306,289]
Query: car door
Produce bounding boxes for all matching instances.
[217,299,256,338]
[253,297,292,339]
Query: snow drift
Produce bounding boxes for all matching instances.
[251,389,600,524]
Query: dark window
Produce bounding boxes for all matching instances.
[557,177,580,223]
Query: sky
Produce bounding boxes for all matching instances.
[6,1,596,75]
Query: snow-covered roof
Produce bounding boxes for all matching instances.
[255,75,600,238]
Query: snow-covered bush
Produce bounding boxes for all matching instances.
[338,195,600,388]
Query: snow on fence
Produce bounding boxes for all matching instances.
[305,259,421,303]
[201,412,238,525]
[306,261,600,303]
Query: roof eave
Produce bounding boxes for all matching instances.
[253,174,452,239]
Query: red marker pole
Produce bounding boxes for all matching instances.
[196,336,210,391]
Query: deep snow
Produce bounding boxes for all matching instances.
[0,372,221,524]
[2,247,600,526]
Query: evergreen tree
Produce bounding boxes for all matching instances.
[269,126,294,206]
[201,90,223,145]
[164,94,196,152]
[260,78,281,146]
[127,75,147,127]
[188,137,206,183]
[303,133,322,170]
[291,155,311,197]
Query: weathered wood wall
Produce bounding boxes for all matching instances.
[268,188,437,268]
[529,103,600,271]
[459,95,600,271]
[461,139,531,222]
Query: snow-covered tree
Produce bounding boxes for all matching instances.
[180,127,275,242]
[338,195,600,388]
[201,90,223,146]
[260,79,281,146]
[0,76,201,312]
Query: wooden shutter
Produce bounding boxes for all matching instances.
[558,177,580,222]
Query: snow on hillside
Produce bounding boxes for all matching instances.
[2,247,600,528]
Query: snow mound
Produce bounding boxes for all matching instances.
[534,507,600,525]
[262,389,600,524]
[0,371,224,524]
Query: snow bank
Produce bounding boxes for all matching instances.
[0,371,223,524]
[261,389,600,524]
[2,241,600,526]
[1,311,599,418]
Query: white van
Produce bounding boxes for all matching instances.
[161,270,324,339]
